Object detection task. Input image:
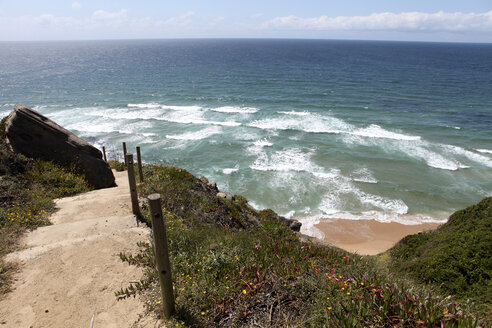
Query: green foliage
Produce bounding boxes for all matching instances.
[390,197,491,316]
[0,116,7,140]
[24,160,91,198]
[108,160,126,172]
[138,165,259,229]
[120,197,482,327]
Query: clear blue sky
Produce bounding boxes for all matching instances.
[1,0,491,42]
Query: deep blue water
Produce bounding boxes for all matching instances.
[1,39,491,236]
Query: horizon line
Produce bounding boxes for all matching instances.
[1,37,491,45]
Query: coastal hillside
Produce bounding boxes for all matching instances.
[389,198,492,315]
[115,162,487,327]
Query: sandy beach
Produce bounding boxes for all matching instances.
[316,219,440,256]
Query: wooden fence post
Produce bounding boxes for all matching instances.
[125,153,140,219]
[123,142,128,167]
[148,194,175,319]
[102,146,107,162]
[136,146,144,183]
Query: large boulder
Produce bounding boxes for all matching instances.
[4,105,115,189]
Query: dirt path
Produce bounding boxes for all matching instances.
[0,170,160,328]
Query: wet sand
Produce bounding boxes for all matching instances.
[315,219,440,255]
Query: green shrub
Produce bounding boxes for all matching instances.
[108,160,126,172]
[390,197,491,316]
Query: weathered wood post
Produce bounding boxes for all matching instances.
[136,146,144,183]
[102,146,107,162]
[125,153,140,218]
[148,194,175,319]
[123,142,128,167]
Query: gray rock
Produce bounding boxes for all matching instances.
[199,176,209,184]
[216,191,233,200]
[5,105,115,189]
[208,180,217,191]
[288,220,302,232]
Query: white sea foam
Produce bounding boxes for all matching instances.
[88,107,163,120]
[166,126,222,140]
[277,111,310,116]
[446,145,492,168]
[351,168,378,184]
[128,103,203,111]
[66,121,121,134]
[250,148,320,172]
[395,142,465,171]
[223,165,239,175]
[128,103,162,109]
[211,106,259,114]
[248,114,349,134]
[249,113,420,142]
[313,169,408,216]
[296,214,325,239]
[155,107,241,127]
[283,210,296,219]
[476,149,492,154]
[253,139,273,147]
[351,124,421,141]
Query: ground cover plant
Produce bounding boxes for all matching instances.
[117,163,486,327]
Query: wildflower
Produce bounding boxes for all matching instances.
[201,312,205,315]
[346,292,350,295]
[328,307,332,310]
[203,291,207,294]
[242,289,247,294]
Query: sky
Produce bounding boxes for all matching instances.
[0,0,491,42]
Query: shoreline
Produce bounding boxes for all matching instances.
[315,219,441,255]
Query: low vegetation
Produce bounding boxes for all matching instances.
[116,163,487,327]
[389,197,491,319]
[0,132,91,295]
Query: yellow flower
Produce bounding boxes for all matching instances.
[242,290,247,294]
[201,312,205,315]
[346,292,350,295]
[328,307,332,310]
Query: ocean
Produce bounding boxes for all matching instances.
[1,39,491,237]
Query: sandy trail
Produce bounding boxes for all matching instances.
[0,170,160,328]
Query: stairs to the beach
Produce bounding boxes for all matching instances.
[0,170,158,328]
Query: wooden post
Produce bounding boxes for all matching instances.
[136,146,144,183]
[102,146,107,162]
[125,153,140,218]
[148,194,175,319]
[123,142,128,167]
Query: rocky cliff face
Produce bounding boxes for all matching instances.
[4,105,115,189]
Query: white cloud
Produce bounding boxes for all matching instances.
[251,13,263,19]
[92,9,128,21]
[163,11,195,26]
[263,11,492,32]
[72,2,82,10]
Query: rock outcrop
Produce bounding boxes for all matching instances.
[5,105,115,189]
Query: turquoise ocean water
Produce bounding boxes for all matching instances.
[1,39,491,237]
